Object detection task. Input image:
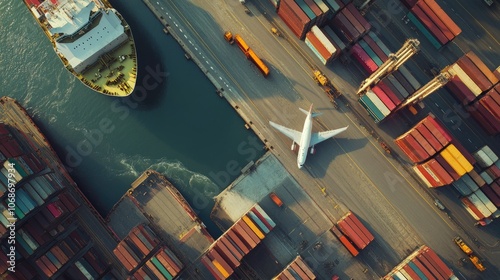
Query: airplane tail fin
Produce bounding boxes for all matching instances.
[299,105,322,118]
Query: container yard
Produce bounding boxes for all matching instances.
[383,245,459,280]
[0,97,125,279]
[336,211,375,251]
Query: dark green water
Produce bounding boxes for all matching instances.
[0,0,263,235]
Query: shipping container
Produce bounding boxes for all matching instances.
[359,94,385,123]
[237,219,261,244]
[421,247,454,278]
[330,225,359,256]
[446,75,477,105]
[278,0,311,39]
[411,258,435,280]
[371,86,395,111]
[403,264,420,280]
[322,25,346,52]
[226,228,250,254]
[475,189,498,213]
[435,154,460,180]
[481,184,500,207]
[159,249,182,274]
[220,235,244,261]
[416,253,445,280]
[410,130,435,157]
[382,77,406,102]
[346,212,374,242]
[366,90,391,116]
[403,134,429,162]
[466,52,499,85]
[332,12,359,43]
[467,193,494,217]
[253,204,276,229]
[457,56,492,92]
[247,211,270,234]
[387,74,409,98]
[423,0,461,36]
[359,40,382,66]
[233,223,258,248]
[423,116,452,145]
[410,5,447,45]
[450,64,482,96]
[202,255,225,280]
[341,5,365,35]
[215,241,240,268]
[416,1,454,40]
[351,43,377,74]
[156,253,177,277]
[377,81,402,106]
[337,219,367,249]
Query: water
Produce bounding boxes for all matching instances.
[0,0,263,235]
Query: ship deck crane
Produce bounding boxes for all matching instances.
[357,39,420,95]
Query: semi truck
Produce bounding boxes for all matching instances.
[453,236,486,272]
[224,31,269,77]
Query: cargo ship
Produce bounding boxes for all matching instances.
[23,0,137,97]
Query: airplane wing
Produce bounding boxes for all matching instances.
[309,126,348,147]
[269,121,302,143]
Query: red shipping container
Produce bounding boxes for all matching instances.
[435,154,460,180]
[403,264,420,280]
[306,31,332,61]
[480,96,500,120]
[487,164,500,180]
[372,86,396,110]
[469,106,498,134]
[424,116,453,145]
[156,253,177,276]
[290,262,310,279]
[481,184,500,207]
[382,78,406,101]
[416,164,441,187]
[159,249,181,274]
[208,249,234,276]
[466,52,499,85]
[412,258,436,280]
[342,6,365,35]
[422,247,454,278]
[346,212,374,242]
[416,123,442,152]
[333,12,359,43]
[377,81,402,105]
[423,0,461,36]
[446,75,477,105]
[461,197,486,219]
[417,253,445,280]
[226,229,250,254]
[201,255,225,280]
[343,215,370,246]
[416,1,454,40]
[395,138,421,163]
[237,219,261,244]
[346,3,371,33]
[411,5,448,45]
[457,57,492,92]
[362,36,388,61]
[429,159,454,185]
[410,130,435,157]
[337,219,367,249]
[404,134,429,162]
[351,43,377,74]
[215,241,240,268]
[220,235,244,261]
[279,0,311,39]
[233,223,257,248]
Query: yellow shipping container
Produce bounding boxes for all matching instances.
[447,144,473,172]
[212,259,230,278]
[243,215,265,239]
[440,148,466,176]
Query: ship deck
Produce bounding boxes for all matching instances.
[106,170,214,268]
[80,38,137,97]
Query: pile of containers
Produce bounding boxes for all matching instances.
[202,204,275,280]
[331,211,374,256]
[331,3,371,46]
[395,115,476,188]
[456,146,500,225]
[383,245,458,280]
[357,32,421,123]
[403,0,461,49]
[445,52,500,134]
[305,26,338,65]
[133,247,184,280]
[113,223,184,279]
[272,256,316,280]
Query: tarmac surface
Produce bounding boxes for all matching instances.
[143,0,500,279]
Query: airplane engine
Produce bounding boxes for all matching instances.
[291,142,296,151]
[310,146,315,154]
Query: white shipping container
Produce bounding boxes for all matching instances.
[394,271,408,280]
[413,166,433,188]
[311,25,337,55]
[451,64,482,96]
[399,268,412,280]
[462,203,481,221]
[482,145,499,162]
[473,149,494,168]
[305,38,327,65]
[475,189,498,213]
[467,193,494,217]
[323,26,346,51]
[366,90,390,116]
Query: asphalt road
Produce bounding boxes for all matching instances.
[144,0,499,278]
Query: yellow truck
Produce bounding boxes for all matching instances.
[453,237,486,272]
[313,70,341,106]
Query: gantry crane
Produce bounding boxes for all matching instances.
[357,39,420,95]
[393,70,452,112]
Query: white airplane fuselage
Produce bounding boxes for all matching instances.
[297,109,313,168]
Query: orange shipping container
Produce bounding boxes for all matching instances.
[242,215,265,239]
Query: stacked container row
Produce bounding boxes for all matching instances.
[336,211,374,250]
[406,0,461,49]
[446,52,498,105]
[202,204,276,280]
[272,256,316,280]
[469,84,500,135]
[330,3,370,46]
[395,115,452,163]
[330,224,359,256]
[305,26,338,65]
[383,245,457,280]
[133,247,184,280]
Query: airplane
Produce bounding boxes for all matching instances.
[269,104,348,169]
